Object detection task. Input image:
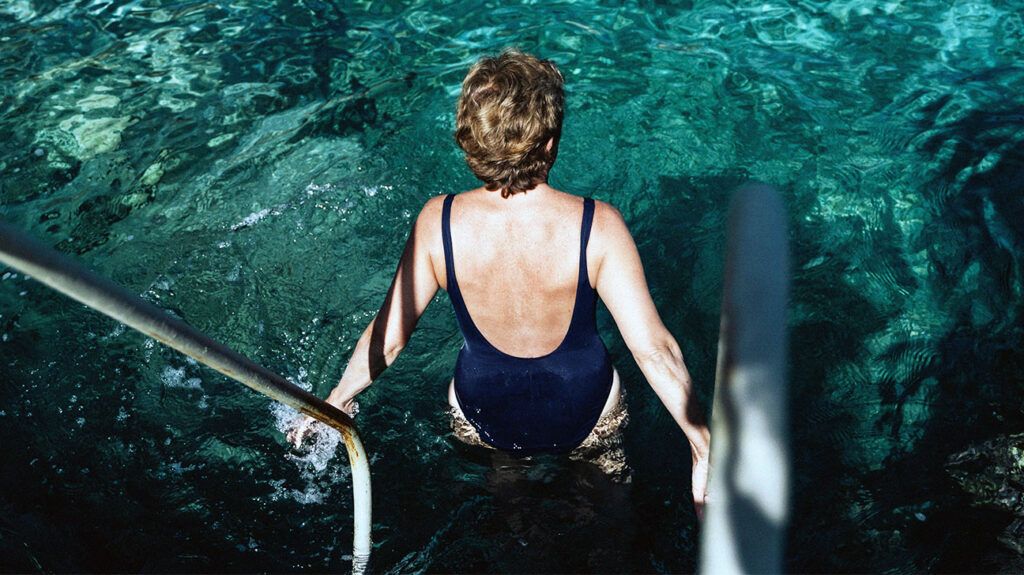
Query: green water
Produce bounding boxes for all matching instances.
[1,0,1023,572]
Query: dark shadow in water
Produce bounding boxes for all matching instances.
[444,450,637,574]
[643,171,907,571]
[784,194,927,571]
[862,99,1024,572]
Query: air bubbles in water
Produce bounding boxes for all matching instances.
[161,365,203,390]
[270,400,350,506]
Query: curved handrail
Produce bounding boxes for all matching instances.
[0,222,372,572]
[700,183,791,574]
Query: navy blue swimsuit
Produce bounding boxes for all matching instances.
[442,193,614,456]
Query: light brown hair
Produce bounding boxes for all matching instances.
[455,49,565,198]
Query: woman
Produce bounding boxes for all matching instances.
[288,49,711,517]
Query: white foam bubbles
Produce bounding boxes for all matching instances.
[231,208,272,231]
[161,365,203,390]
[268,371,352,505]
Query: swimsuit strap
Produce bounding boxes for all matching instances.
[578,197,595,291]
[560,196,597,344]
[441,193,458,293]
[442,193,488,346]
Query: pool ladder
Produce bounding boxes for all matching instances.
[0,223,372,573]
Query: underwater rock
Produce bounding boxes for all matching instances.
[140,161,164,186]
[207,133,236,147]
[1004,519,1024,555]
[76,92,120,111]
[57,114,136,160]
[286,94,377,145]
[946,433,1024,554]
[44,151,155,254]
[33,127,81,164]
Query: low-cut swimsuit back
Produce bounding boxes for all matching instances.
[441,193,615,456]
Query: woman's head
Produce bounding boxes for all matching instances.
[455,49,564,198]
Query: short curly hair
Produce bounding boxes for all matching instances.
[454,49,565,198]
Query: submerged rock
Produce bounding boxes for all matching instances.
[58,114,135,160]
[946,433,1024,554]
[140,161,164,186]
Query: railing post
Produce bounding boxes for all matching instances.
[700,183,791,574]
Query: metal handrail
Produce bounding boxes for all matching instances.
[700,183,791,574]
[0,222,372,573]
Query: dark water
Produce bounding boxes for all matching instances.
[1,0,1022,572]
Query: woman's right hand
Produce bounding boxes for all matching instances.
[286,414,318,449]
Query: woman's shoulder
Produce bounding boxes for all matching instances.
[414,189,489,225]
[590,196,623,218]
[419,191,468,217]
[589,197,629,238]
[585,197,636,274]
[410,194,452,244]
[528,190,630,240]
[421,193,450,212]
[419,188,487,211]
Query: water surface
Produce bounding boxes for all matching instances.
[1,0,1023,572]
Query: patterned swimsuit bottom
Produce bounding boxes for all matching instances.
[447,387,633,484]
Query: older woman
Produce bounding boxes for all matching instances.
[288,49,711,517]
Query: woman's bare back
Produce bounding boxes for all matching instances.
[435,185,598,359]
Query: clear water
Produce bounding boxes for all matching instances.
[1,0,1023,572]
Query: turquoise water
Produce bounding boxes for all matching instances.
[1,0,1023,572]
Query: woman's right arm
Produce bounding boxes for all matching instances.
[285,196,444,448]
[592,201,711,517]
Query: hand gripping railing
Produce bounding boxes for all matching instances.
[0,222,372,573]
[700,183,791,574]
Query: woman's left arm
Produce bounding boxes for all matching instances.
[324,199,442,413]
